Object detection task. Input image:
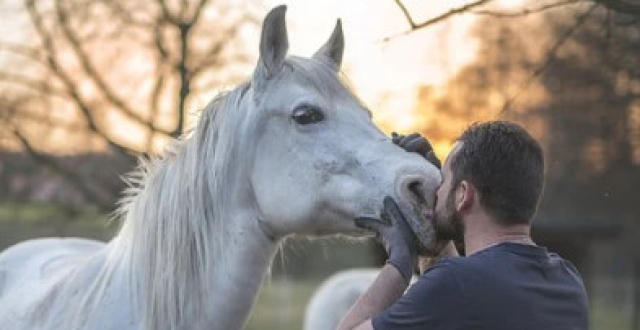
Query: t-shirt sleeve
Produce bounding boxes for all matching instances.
[372,260,467,330]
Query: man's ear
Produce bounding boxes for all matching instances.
[456,180,475,213]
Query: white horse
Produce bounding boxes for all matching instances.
[304,268,381,330]
[0,6,441,330]
[304,268,424,330]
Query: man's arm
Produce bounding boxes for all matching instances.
[339,197,419,330]
[336,264,407,330]
[337,132,455,330]
[337,240,459,330]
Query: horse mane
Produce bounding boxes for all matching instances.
[108,82,252,330]
[72,56,352,330]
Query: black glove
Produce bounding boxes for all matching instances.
[392,132,441,169]
[355,197,419,283]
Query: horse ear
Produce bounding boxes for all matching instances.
[312,19,344,71]
[254,5,289,84]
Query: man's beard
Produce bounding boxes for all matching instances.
[433,188,464,242]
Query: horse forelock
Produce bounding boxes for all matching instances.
[283,56,352,100]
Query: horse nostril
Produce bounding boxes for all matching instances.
[409,181,427,205]
[398,175,428,208]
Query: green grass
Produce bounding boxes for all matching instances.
[1,203,635,330]
[590,299,633,330]
[0,202,115,249]
[0,202,106,224]
[246,279,322,330]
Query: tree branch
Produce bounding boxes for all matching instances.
[26,0,137,157]
[0,42,44,63]
[4,108,87,132]
[500,4,599,114]
[53,1,173,137]
[386,0,493,41]
[174,21,192,137]
[393,0,418,28]
[101,0,154,29]
[472,0,582,18]
[594,0,640,16]
[0,71,66,97]
[146,66,165,151]
[156,0,181,24]
[3,109,111,208]
[191,0,211,23]
[191,24,244,75]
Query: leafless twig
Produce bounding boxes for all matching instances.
[386,0,493,41]
[499,4,599,115]
[472,0,582,18]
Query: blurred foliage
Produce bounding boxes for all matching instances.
[0,0,260,208]
[246,279,321,330]
[416,3,640,224]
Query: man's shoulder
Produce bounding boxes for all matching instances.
[418,256,474,286]
[426,243,587,290]
[427,252,494,275]
[423,243,551,281]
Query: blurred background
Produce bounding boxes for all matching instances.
[0,0,638,329]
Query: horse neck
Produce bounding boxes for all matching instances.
[203,209,279,330]
[113,142,280,330]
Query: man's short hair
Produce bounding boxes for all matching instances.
[450,121,545,225]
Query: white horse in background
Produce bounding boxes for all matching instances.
[304,268,426,330]
[0,5,441,330]
[304,268,380,330]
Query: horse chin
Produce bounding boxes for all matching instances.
[394,193,444,256]
[307,218,371,238]
[309,228,368,238]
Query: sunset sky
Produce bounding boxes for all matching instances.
[0,0,529,157]
[256,0,525,156]
[262,0,478,134]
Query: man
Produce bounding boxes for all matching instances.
[337,121,589,330]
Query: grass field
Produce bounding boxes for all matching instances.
[246,279,322,330]
[0,203,636,330]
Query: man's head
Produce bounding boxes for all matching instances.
[433,121,545,241]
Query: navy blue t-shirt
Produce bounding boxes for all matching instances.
[373,243,589,330]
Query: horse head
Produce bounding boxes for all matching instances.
[242,6,441,243]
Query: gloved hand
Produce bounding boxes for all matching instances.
[391,132,441,169]
[355,197,419,284]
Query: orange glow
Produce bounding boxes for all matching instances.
[497,0,526,9]
[0,1,521,155]
[262,0,483,158]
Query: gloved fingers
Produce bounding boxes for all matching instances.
[425,150,442,169]
[403,136,433,156]
[393,132,441,169]
[391,132,404,145]
[382,197,407,225]
[398,133,421,147]
[383,197,419,244]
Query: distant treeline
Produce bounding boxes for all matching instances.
[0,151,133,209]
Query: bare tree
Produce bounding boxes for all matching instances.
[391,0,639,36]
[0,0,259,207]
[390,0,639,110]
[0,0,257,152]
[404,1,640,222]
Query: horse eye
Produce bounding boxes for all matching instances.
[292,105,324,125]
